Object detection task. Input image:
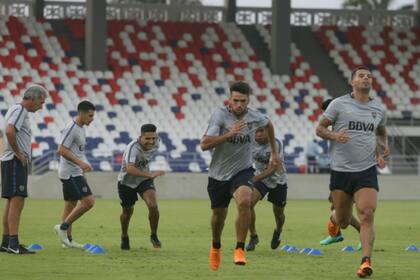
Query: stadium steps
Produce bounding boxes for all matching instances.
[49,19,85,67]
[292,26,348,97]
[238,25,269,65]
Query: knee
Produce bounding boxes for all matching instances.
[237,197,251,210]
[122,207,134,218]
[147,203,158,212]
[83,197,95,209]
[359,208,375,224]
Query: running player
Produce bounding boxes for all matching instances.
[0,85,47,254]
[316,66,389,278]
[246,126,287,251]
[118,124,165,250]
[54,101,96,248]
[201,81,280,270]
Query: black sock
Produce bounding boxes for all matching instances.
[251,234,258,238]
[67,235,72,242]
[361,256,371,264]
[236,242,245,250]
[1,234,9,247]
[212,241,221,249]
[60,222,70,230]
[151,233,157,239]
[8,235,19,248]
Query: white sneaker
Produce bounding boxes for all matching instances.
[54,224,71,247]
[62,240,84,249]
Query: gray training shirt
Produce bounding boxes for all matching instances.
[0,104,32,162]
[205,106,269,181]
[58,121,87,179]
[118,140,159,188]
[323,93,386,172]
[253,138,287,188]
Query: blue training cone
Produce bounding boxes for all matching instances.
[286,246,299,253]
[83,243,93,251]
[280,245,290,251]
[89,245,105,254]
[308,248,323,256]
[405,245,419,251]
[342,245,354,252]
[28,244,43,250]
[299,247,312,254]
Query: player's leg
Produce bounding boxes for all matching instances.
[1,199,10,251]
[7,196,25,251]
[62,200,76,245]
[246,187,262,251]
[331,190,354,229]
[141,187,161,248]
[268,184,287,249]
[207,177,230,270]
[232,185,252,265]
[118,182,137,250]
[354,188,377,278]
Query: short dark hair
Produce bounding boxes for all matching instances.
[77,100,96,112]
[141,124,157,134]
[230,81,251,96]
[321,98,333,111]
[350,65,371,81]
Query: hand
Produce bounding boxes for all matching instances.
[228,120,247,137]
[16,152,28,166]
[377,142,390,158]
[150,171,165,178]
[334,130,350,144]
[376,154,387,169]
[269,153,281,169]
[79,161,92,172]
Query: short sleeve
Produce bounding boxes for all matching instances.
[323,99,340,123]
[7,106,26,131]
[60,123,76,148]
[379,107,387,127]
[256,113,269,128]
[204,110,223,137]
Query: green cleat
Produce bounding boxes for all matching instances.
[320,234,344,245]
[356,242,362,251]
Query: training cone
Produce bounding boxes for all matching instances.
[299,247,311,254]
[88,245,105,254]
[280,245,290,251]
[286,246,299,253]
[308,248,323,256]
[83,243,93,250]
[341,245,354,252]
[405,245,419,251]
[28,244,43,250]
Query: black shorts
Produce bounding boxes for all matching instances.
[253,181,288,207]
[60,176,93,201]
[118,179,155,208]
[1,157,28,198]
[207,167,254,209]
[330,165,378,196]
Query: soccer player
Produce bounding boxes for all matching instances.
[201,81,280,270]
[0,85,47,254]
[118,124,165,250]
[316,66,389,278]
[246,126,287,251]
[54,101,96,248]
[319,98,362,248]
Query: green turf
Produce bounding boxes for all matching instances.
[0,199,419,280]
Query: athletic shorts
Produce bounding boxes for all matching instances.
[330,165,378,196]
[253,181,288,207]
[118,179,155,207]
[60,176,93,201]
[207,167,254,209]
[1,157,28,198]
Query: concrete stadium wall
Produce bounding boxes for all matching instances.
[26,172,420,200]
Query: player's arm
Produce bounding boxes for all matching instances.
[253,160,282,183]
[126,163,165,179]
[316,117,349,143]
[5,124,27,166]
[200,120,246,151]
[265,121,280,168]
[376,124,389,158]
[57,145,92,172]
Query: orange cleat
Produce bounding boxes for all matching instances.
[327,216,341,237]
[357,259,373,278]
[209,247,221,271]
[233,248,246,266]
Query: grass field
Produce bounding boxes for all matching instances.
[0,199,419,280]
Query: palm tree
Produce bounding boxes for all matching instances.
[342,0,414,10]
